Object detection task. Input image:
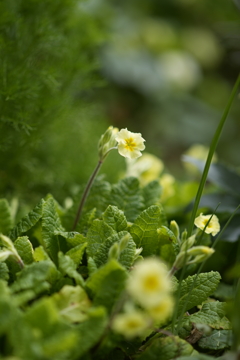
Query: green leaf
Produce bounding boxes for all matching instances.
[54,230,86,248]
[157,226,178,265]
[42,196,64,263]
[0,262,9,281]
[187,301,232,330]
[58,252,84,287]
[22,297,79,358]
[110,177,144,222]
[9,199,44,240]
[130,205,168,257]
[177,272,221,316]
[11,260,60,295]
[93,231,136,269]
[52,285,91,323]
[103,205,128,232]
[141,180,162,208]
[137,336,194,360]
[87,219,115,258]
[176,355,215,360]
[86,259,127,312]
[0,280,16,335]
[76,306,107,358]
[65,243,87,266]
[198,329,232,350]
[14,236,34,265]
[0,199,13,234]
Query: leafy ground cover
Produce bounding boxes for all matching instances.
[0,123,240,360]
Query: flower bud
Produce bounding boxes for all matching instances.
[108,242,120,260]
[98,126,118,160]
[170,220,180,241]
[119,234,130,252]
[180,234,196,252]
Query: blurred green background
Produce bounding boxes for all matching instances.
[1,0,240,205]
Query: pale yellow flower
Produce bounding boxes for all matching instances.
[184,144,217,174]
[112,310,150,338]
[194,213,220,236]
[116,128,145,159]
[147,295,174,322]
[126,153,164,185]
[159,173,175,201]
[127,258,171,308]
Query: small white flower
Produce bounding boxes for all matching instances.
[194,213,220,236]
[127,258,171,308]
[115,128,145,159]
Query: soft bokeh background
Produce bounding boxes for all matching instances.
[1,0,240,205]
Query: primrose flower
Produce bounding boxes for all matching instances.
[115,128,145,159]
[126,153,164,185]
[194,213,220,236]
[112,310,150,339]
[127,258,171,308]
[147,295,174,323]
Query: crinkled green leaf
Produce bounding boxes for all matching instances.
[198,329,232,350]
[87,219,115,258]
[9,199,45,240]
[33,245,51,261]
[14,236,34,265]
[110,177,144,222]
[130,205,168,257]
[177,272,221,316]
[76,306,107,358]
[0,280,16,335]
[103,205,128,232]
[188,301,231,330]
[157,226,178,265]
[54,230,86,248]
[19,297,79,359]
[52,285,91,323]
[11,260,60,295]
[0,199,13,234]
[65,243,87,266]
[58,252,84,287]
[0,262,9,281]
[137,336,194,360]
[42,196,64,263]
[86,259,127,312]
[176,355,215,360]
[141,180,162,208]
[94,231,136,269]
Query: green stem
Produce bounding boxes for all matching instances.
[71,147,118,231]
[187,74,240,237]
[72,160,103,231]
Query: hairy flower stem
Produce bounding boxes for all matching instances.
[168,266,178,277]
[72,160,103,231]
[72,147,117,231]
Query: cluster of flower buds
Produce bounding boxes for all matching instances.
[170,213,220,273]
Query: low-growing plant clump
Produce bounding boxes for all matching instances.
[0,109,240,360]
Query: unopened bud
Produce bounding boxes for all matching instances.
[180,234,196,252]
[119,234,130,252]
[98,126,118,160]
[170,220,180,241]
[108,242,120,260]
[187,246,214,257]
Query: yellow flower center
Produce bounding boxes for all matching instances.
[127,319,142,329]
[124,138,136,151]
[203,219,212,228]
[143,275,159,292]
